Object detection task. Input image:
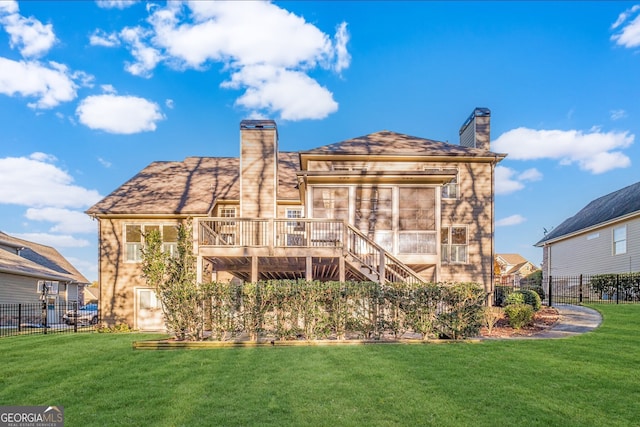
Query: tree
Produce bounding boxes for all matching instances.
[141,220,205,340]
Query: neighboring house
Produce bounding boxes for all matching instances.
[535,181,640,282]
[0,231,90,323]
[495,253,538,286]
[87,108,506,330]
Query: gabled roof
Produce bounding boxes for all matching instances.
[496,254,528,266]
[86,153,301,216]
[300,130,504,158]
[0,231,89,283]
[536,181,640,246]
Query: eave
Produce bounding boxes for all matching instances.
[534,210,640,247]
[299,153,506,170]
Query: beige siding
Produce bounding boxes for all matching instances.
[545,216,640,276]
[440,162,494,290]
[98,218,181,327]
[0,272,41,303]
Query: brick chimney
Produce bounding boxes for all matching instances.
[239,120,278,218]
[459,108,491,151]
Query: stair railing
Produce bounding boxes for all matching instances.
[345,224,425,285]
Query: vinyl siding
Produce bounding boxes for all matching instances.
[0,272,40,303]
[545,216,640,276]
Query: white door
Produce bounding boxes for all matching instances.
[135,288,165,331]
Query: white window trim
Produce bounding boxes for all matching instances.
[124,223,178,263]
[613,225,627,255]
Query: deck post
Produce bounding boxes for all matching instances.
[339,256,345,282]
[196,255,203,284]
[378,251,386,285]
[251,256,259,283]
[306,256,313,281]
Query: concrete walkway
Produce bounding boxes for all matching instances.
[533,304,602,339]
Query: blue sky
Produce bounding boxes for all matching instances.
[1,1,639,282]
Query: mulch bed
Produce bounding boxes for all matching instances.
[480,306,559,338]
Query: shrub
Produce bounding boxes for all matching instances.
[520,290,542,312]
[504,291,525,306]
[437,282,485,339]
[482,306,502,335]
[97,323,133,333]
[504,303,533,329]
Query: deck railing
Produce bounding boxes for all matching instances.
[198,218,345,248]
[197,218,425,285]
[345,225,425,285]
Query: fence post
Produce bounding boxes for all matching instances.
[18,304,22,333]
[616,275,620,305]
[548,275,553,307]
[74,302,78,333]
[579,274,583,304]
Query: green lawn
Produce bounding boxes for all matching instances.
[1,304,639,426]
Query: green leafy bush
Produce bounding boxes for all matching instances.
[505,290,541,311]
[520,290,542,311]
[504,303,533,329]
[504,291,525,306]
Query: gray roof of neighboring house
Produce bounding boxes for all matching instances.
[535,181,640,246]
[300,130,504,157]
[0,231,89,283]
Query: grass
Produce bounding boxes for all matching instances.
[1,304,639,426]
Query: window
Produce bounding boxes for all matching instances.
[126,225,143,262]
[355,187,392,232]
[398,187,436,254]
[125,224,179,262]
[442,176,459,200]
[441,226,468,263]
[286,208,303,228]
[313,187,349,220]
[613,226,627,255]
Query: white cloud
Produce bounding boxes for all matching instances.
[611,5,640,48]
[76,94,164,134]
[518,168,543,182]
[97,157,112,168]
[25,207,96,234]
[96,0,139,9]
[610,109,627,120]
[495,166,524,195]
[9,232,90,248]
[333,22,351,73]
[94,1,349,120]
[0,2,56,58]
[496,214,526,227]
[0,1,19,15]
[165,98,174,109]
[89,29,120,47]
[495,166,542,195]
[492,127,634,174]
[119,26,162,77]
[0,153,102,208]
[223,65,338,120]
[0,57,86,108]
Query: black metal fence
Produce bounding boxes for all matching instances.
[0,301,98,338]
[495,273,640,306]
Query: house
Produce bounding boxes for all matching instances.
[495,253,539,286]
[87,108,506,330]
[0,231,90,323]
[535,181,640,282]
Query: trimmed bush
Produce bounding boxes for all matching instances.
[520,290,542,312]
[504,291,525,306]
[504,290,541,312]
[504,303,533,329]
